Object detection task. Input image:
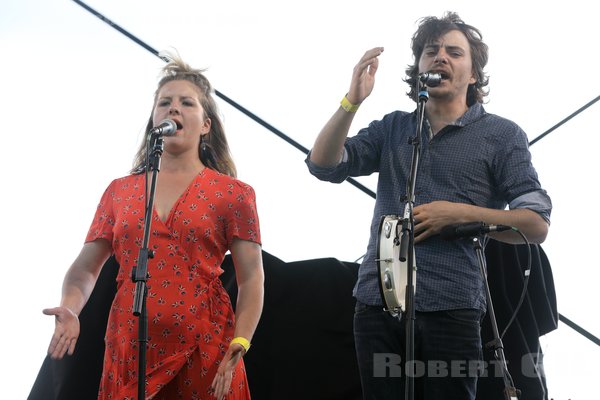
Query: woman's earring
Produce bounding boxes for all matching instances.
[200,134,212,167]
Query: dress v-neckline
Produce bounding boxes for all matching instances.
[153,169,205,225]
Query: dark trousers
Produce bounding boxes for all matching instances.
[354,302,484,400]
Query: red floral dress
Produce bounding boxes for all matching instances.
[86,168,261,399]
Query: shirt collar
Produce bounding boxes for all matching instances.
[454,102,487,127]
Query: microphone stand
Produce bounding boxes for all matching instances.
[398,83,429,400]
[471,237,520,400]
[131,133,164,400]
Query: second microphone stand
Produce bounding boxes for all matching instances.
[131,133,165,400]
[398,83,430,400]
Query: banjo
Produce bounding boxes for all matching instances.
[376,215,417,317]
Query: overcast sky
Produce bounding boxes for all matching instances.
[1,1,598,398]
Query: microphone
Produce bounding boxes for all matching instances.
[418,72,442,87]
[440,221,513,240]
[149,119,178,137]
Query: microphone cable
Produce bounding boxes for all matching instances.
[498,228,532,340]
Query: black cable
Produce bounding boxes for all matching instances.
[72,0,170,62]
[529,95,600,146]
[559,313,600,346]
[214,93,376,198]
[500,228,531,340]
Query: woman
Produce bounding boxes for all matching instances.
[43,53,264,400]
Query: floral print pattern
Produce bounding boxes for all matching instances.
[86,168,261,399]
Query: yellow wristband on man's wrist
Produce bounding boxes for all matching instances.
[340,94,360,113]
[230,336,251,353]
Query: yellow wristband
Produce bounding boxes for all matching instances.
[230,336,251,353]
[340,94,360,113]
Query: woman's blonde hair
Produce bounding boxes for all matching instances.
[131,51,237,177]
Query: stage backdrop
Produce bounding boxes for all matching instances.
[29,241,556,400]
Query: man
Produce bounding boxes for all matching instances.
[305,12,551,400]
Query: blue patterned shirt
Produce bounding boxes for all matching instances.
[306,103,552,311]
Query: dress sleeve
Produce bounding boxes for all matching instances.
[85,179,117,244]
[225,182,261,247]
